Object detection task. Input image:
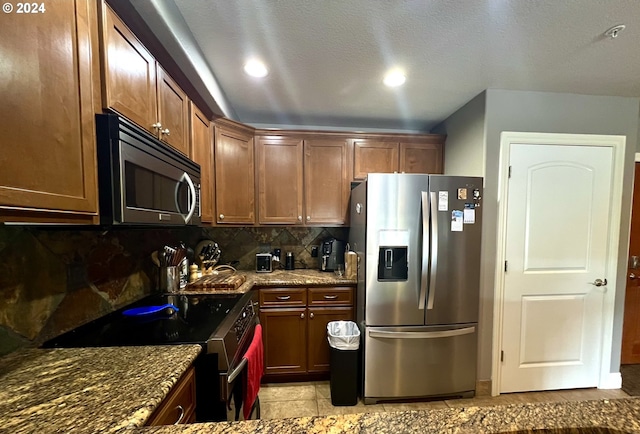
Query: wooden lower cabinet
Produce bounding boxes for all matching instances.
[261,307,307,375]
[146,366,196,426]
[260,286,354,378]
[307,306,353,373]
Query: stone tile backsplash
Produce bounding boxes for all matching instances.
[0,225,348,355]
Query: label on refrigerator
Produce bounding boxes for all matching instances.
[457,188,467,200]
[464,203,476,224]
[451,210,464,231]
[438,191,448,211]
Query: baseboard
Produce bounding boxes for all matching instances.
[599,372,622,389]
[476,380,491,397]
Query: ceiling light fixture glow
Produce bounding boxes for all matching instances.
[383,70,406,87]
[244,59,269,78]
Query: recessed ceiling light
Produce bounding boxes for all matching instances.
[383,70,406,87]
[244,59,269,78]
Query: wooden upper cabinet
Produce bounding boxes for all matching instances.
[189,103,213,223]
[101,3,190,156]
[353,140,399,180]
[214,120,255,224]
[257,137,304,224]
[157,67,190,156]
[399,142,443,174]
[101,3,157,133]
[353,137,445,180]
[0,0,100,223]
[304,139,350,225]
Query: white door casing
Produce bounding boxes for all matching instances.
[492,132,625,395]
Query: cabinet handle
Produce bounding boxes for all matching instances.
[309,312,314,319]
[152,122,162,130]
[300,313,305,319]
[173,405,185,425]
[219,214,224,220]
[306,216,311,221]
[161,128,171,136]
[297,215,302,221]
[276,295,291,300]
[323,295,338,300]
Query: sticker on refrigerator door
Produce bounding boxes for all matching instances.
[438,191,448,211]
[451,210,463,232]
[457,188,467,200]
[463,204,475,224]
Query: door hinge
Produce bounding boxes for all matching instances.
[501,350,504,362]
[504,260,508,272]
[508,166,512,178]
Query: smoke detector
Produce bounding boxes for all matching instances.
[604,24,626,39]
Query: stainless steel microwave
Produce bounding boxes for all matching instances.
[96,114,201,226]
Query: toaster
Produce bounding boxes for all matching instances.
[256,253,273,273]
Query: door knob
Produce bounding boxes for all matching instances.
[630,273,637,280]
[591,278,607,287]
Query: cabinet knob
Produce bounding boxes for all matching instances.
[306,216,311,221]
[161,128,170,136]
[152,122,162,130]
[298,216,302,221]
[219,214,225,220]
[309,312,314,319]
[300,313,305,319]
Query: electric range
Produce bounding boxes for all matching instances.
[43,291,258,422]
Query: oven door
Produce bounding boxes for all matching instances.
[223,320,261,421]
[117,131,201,225]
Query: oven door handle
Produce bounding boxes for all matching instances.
[227,357,247,383]
[180,172,197,224]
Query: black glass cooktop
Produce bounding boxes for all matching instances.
[42,293,243,349]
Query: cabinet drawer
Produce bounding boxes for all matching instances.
[146,366,196,426]
[260,288,307,307]
[308,287,354,306]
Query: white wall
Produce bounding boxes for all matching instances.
[436,89,640,382]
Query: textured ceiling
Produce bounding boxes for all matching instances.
[134,0,640,131]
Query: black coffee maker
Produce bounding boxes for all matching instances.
[320,238,345,272]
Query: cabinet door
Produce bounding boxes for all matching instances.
[146,366,196,426]
[257,137,303,224]
[304,139,350,225]
[189,103,213,223]
[214,123,255,224]
[399,142,444,174]
[101,3,157,134]
[353,140,399,180]
[261,308,307,375]
[0,0,99,223]
[157,66,190,156]
[308,306,354,373]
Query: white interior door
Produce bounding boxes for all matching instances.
[500,143,614,393]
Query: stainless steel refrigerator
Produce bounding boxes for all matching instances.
[349,174,482,404]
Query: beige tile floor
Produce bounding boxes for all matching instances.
[258,381,630,420]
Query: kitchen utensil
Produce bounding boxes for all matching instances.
[285,252,295,270]
[122,304,179,317]
[160,266,180,293]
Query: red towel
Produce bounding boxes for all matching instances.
[243,323,263,420]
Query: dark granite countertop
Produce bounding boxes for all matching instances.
[181,269,356,295]
[123,398,640,434]
[0,345,201,434]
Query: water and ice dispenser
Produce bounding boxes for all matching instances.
[377,230,409,281]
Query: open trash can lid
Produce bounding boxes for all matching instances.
[327,320,360,350]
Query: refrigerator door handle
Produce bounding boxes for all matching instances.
[419,191,429,310]
[427,191,438,310]
[369,326,476,339]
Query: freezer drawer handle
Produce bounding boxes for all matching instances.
[369,326,475,340]
[276,295,291,300]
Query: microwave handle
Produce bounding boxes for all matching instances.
[181,172,197,224]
